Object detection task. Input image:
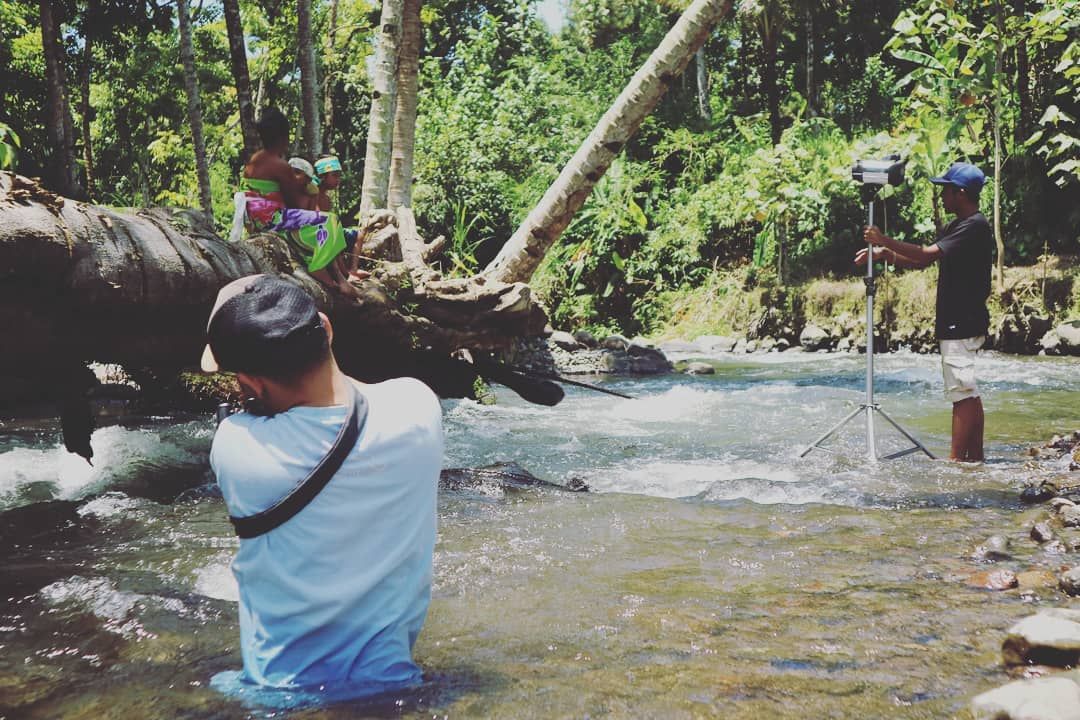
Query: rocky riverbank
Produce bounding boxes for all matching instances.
[968,432,1080,719]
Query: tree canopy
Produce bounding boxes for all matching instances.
[1,0,1077,335]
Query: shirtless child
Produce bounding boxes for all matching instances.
[239,108,359,298]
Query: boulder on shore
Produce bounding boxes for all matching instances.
[1002,609,1080,668]
[971,672,1080,720]
[799,323,831,351]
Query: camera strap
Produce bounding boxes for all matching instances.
[228,383,368,539]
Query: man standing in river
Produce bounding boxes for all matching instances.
[202,274,443,698]
[855,162,993,462]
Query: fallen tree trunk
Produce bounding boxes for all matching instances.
[0,172,548,405]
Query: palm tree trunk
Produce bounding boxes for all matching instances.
[695,47,710,120]
[79,30,95,199]
[359,0,404,220]
[223,0,259,162]
[39,0,82,199]
[177,0,214,220]
[484,0,732,284]
[322,0,340,154]
[298,0,321,157]
[388,0,421,210]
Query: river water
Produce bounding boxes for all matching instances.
[2,350,1079,719]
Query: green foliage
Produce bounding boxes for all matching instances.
[1026,0,1080,188]
[0,122,19,169]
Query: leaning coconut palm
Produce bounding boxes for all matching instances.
[359,0,404,220]
[484,0,734,285]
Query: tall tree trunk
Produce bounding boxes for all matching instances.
[79,30,95,200]
[177,0,214,220]
[992,0,1006,294]
[695,46,711,120]
[1013,0,1032,144]
[388,0,420,210]
[359,0,404,220]
[39,0,82,198]
[484,0,732,284]
[298,0,321,157]
[223,0,259,162]
[762,16,781,144]
[322,0,340,154]
[804,3,816,116]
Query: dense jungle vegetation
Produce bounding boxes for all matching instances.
[2,0,1078,337]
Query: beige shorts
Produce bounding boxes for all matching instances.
[940,337,984,403]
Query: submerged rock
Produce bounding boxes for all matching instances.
[684,362,715,375]
[974,535,1014,562]
[1002,609,1080,668]
[971,672,1080,720]
[439,462,589,493]
[1023,481,1061,504]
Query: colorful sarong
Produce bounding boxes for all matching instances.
[239,178,346,273]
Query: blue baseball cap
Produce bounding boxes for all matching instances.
[930,162,985,193]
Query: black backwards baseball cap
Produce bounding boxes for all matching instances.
[201,274,327,376]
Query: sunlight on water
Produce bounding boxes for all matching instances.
[2,352,1080,718]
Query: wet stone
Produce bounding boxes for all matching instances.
[1060,506,1080,528]
[1017,570,1058,590]
[1023,481,1061,504]
[969,569,1019,591]
[684,362,715,375]
[550,330,582,352]
[1061,567,1080,597]
[974,535,1014,562]
[971,672,1080,720]
[1002,609,1080,668]
[1033,522,1057,544]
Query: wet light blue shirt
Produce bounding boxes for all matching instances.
[210,377,442,695]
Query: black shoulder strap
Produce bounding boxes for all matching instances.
[229,384,368,539]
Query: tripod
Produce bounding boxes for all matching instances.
[799,189,935,462]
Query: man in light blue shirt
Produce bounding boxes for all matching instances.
[202,274,442,700]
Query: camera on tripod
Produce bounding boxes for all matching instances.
[851,155,905,187]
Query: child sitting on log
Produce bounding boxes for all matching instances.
[314,155,363,277]
[228,107,359,298]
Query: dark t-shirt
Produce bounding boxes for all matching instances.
[934,212,993,340]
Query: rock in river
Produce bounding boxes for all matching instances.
[971,672,1080,720]
[1003,609,1080,668]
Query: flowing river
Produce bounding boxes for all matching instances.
[2,350,1079,719]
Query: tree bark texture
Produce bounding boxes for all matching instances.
[39,0,82,199]
[387,0,421,210]
[359,0,404,221]
[298,0,322,157]
[0,173,546,404]
[223,0,260,162]
[79,31,95,200]
[484,0,732,285]
[695,46,711,120]
[322,0,340,154]
[177,0,215,220]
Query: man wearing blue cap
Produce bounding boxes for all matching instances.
[856,162,993,462]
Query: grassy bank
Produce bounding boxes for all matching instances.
[647,257,1080,351]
